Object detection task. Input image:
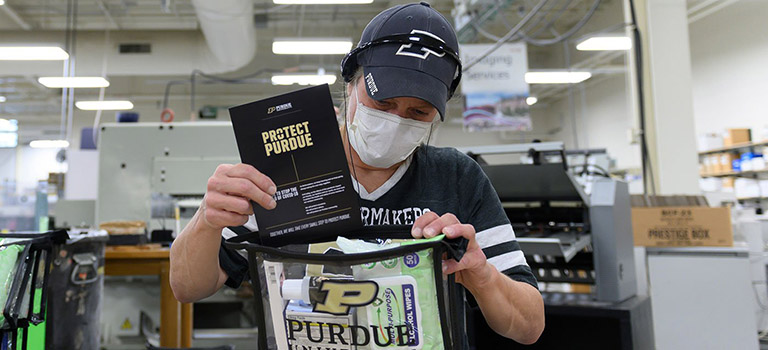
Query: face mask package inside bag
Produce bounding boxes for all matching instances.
[223,225,468,350]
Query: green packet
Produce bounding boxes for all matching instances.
[337,234,446,350]
[0,242,24,326]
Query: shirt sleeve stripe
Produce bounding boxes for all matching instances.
[482,241,521,260]
[244,215,259,231]
[501,265,539,290]
[487,250,528,271]
[222,226,250,259]
[475,224,517,249]
[222,227,236,239]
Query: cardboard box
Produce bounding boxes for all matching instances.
[718,153,739,173]
[723,128,751,147]
[705,154,720,175]
[701,155,714,175]
[698,132,723,151]
[632,207,733,247]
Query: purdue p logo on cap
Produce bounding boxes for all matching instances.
[339,2,462,120]
[395,29,447,60]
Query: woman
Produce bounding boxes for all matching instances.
[170,2,544,346]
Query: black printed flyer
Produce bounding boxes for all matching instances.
[229,84,362,246]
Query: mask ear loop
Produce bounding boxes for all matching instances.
[343,81,363,203]
[417,117,438,201]
[423,114,440,157]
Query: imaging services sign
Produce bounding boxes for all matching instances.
[460,43,531,132]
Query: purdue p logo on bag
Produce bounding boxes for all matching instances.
[313,280,379,315]
[223,225,468,349]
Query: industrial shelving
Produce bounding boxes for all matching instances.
[698,141,768,208]
[737,196,768,202]
[697,140,768,156]
[701,169,768,178]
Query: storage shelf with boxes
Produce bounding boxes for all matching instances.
[698,129,768,205]
[698,142,768,177]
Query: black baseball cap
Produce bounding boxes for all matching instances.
[350,2,460,120]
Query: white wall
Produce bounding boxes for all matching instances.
[689,0,768,143]
[64,149,99,200]
[539,74,641,171]
[580,75,640,170]
[0,148,16,183]
[0,146,67,193]
[14,146,67,192]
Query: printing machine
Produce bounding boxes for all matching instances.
[459,142,654,350]
[97,121,240,234]
[96,122,259,348]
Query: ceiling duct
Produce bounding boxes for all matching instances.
[191,0,256,72]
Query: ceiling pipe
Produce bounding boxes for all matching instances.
[688,0,741,24]
[1,4,32,30]
[96,0,121,30]
[191,0,256,72]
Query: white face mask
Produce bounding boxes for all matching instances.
[347,86,433,169]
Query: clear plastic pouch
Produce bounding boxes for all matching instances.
[224,225,468,350]
[0,230,68,350]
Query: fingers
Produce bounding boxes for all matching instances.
[201,198,250,229]
[443,223,476,240]
[201,163,279,230]
[410,211,484,278]
[225,163,277,196]
[422,213,460,238]
[205,192,253,216]
[412,212,476,240]
[208,164,277,210]
[411,211,439,238]
[443,240,485,276]
[442,259,460,275]
[211,177,275,210]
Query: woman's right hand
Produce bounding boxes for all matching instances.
[200,163,277,230]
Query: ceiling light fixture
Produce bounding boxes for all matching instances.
[576,36,632,51]
[0,134,17,148]
[37,77,109,88]
[0,46,69,60]
[75,100,134,110]
[273,0,373,4]
[29,140,69,149]
[526,96,538,106]
[272,39,353,55]
[0,119,17,132]
[0,0,6,6]
[525,71,592,84]
[271,74,337,86]
[38,77,110,88]
[0,96,6,103]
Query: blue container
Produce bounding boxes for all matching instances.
[732,159,741,172]
[116,111,139,123]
